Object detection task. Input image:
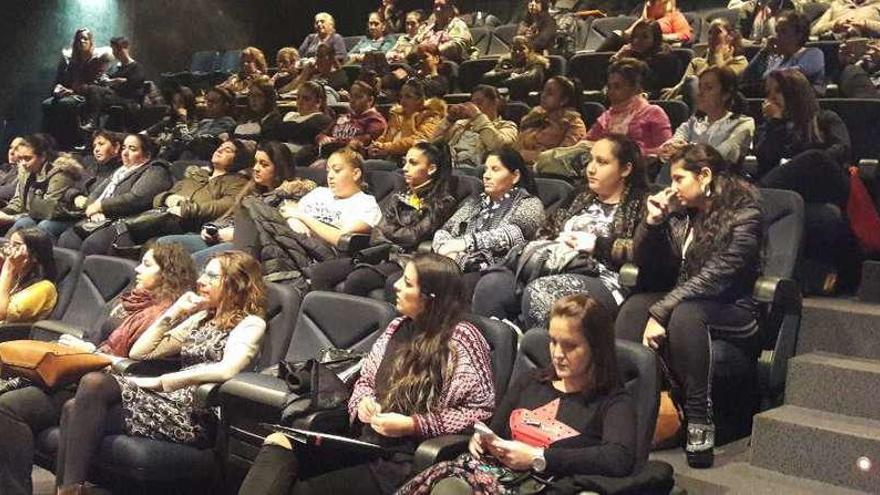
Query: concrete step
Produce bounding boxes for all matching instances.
[798,297,880,360]
[750,405,880,492]
[651,438,870,494]
[785,352,880,422]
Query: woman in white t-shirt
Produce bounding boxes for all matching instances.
[230,147,382,287]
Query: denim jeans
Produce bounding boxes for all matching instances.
[9,216,74,241]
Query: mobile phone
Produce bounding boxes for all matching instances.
[204,224,219,237]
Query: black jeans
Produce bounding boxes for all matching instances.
[615,293,758,424]
[0,385,74,495]
[758,149,849,207]
[58,224,133,256]
[239,444,385,495]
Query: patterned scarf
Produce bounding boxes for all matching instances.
[99,289,172,357]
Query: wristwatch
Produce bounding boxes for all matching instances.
[531,449,547,473]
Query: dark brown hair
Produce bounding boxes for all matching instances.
[766,68,821,144]
[147,243,197,303]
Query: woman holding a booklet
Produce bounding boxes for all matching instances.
[239,253,496,495]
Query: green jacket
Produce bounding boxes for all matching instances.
[3,154,84,220]
[153,166,249,229]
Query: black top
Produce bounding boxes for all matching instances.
[490,371,637,478]
[110,60,146,101]
[754,109,852,180]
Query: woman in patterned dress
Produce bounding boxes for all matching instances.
[473,134,648,328]
[55,251,267,493]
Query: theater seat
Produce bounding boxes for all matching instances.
[583,16,637,52]
[568,51,615,92]
[534,177,575,216]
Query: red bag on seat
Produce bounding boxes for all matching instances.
[846,167,880,254]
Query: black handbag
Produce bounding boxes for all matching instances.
[278,348,364,425]
[73,218,112,238]
[119,208,184,244]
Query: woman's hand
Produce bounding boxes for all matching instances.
[562,231,597,253]
[286,217,311,236]
[457,102,481,120]
[84,200,103,218]
[762,99,784,120]
[74,195,89,209]
[643,317,667,350]
[165,195,184,208]
[370,412,416,438]
[171,291,208,318]
[487,439,543,471]
[89,213,106,223]
[217,227,234,242]
[168,205,183,217]
[2,242,28,276]
[127,376,163,390]
[200,226,218,243]
[468,432,486,458]
[357,396,382,424]
[436,238,467,257]
[58,334,97,353]
[646,187,678,225]
[658,139,687,161]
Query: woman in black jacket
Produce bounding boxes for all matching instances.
[308,141,457,294]
[518,0,558,53]
[57,134,174,255]
[615,144,762,469]
[755,68,851,206]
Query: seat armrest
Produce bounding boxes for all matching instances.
[412,435,470,474]
[219,371,289,409]
[753,276,802,406]
[292,407,351,434]
[337,233,371,254]
[619,263,640,289]
[753,276,801,308]
[193,382,221,408]
[417,240,432,254]
[112,358,182,376]
[0,323,36,343]
[31,320,84,341]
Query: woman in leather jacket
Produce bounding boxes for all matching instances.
[615,143,762,470]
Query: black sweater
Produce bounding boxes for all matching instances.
[489,371,637,478]
[754,109,852,179]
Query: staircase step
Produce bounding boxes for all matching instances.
[750,405,880,492]
[786,353,880,422]
[651,438,870,494]
[798,298,880,360]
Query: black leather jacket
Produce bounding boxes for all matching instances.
[633,198,763,326]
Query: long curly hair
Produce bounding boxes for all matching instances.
[210,251,267,330]
[147,243,198,303]
[669,144,759,266]
[378,254,466,415]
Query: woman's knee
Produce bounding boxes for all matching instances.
[667,301,712,338]
[73,373,116,403]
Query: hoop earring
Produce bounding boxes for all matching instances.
[702,182,712,198]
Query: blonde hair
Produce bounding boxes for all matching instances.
[241,46,268,74]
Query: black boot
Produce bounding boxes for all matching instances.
[685,422,715,468]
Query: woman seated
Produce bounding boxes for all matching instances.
[279,81,334,166]
[482,36,549,102]
[0,243,196,495]
[598,0,692,52]
[659,66,755,169]
[233,78,283,143]
[232,147,380,286]
[837,38,880,98]
[386,10,424,64]
[474,135,648,328]
[315,80,388,159]
[83,130,123,191]
[0,137,22,206]
[218,47,269,96]
[271,47,300,92]
[146,86,197,160]
[366,79,446,167]
[613,20,683,96]
[287,44,350,96]
[754,68,851,206]
[348,12,398,64]
[661,18,749,105]
[585,58,672,157]
[167,142,313,266]
[742,10,826,95]
[616,144,762,469]
[0,134,84,237]
[0,228,58,324]
[176,86,238,161]
[309,142,457,293]
[57,134,174,255]
[151,140,252,239]
[433,147,545,299]
[432,85,518,169]
[55,251,267,492]
[518,0,558,53]
[401,294,637,493]
[516,76,587,165]
[414,0,473,63]
[380,0,405,34]
[299,12,347,63]
[238,253,495,495]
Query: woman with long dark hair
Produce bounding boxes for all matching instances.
[612,20,683,94]
[0,228,57,324]
[56,251,267,492]
[615,144,763,468]
[517,0,558,53]
[754,68,851,206]
[401,294,637,493]
[238,253,495,495]
[516,76,587,165]
[474,134,649,327]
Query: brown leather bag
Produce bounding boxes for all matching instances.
[0,340,111,388]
